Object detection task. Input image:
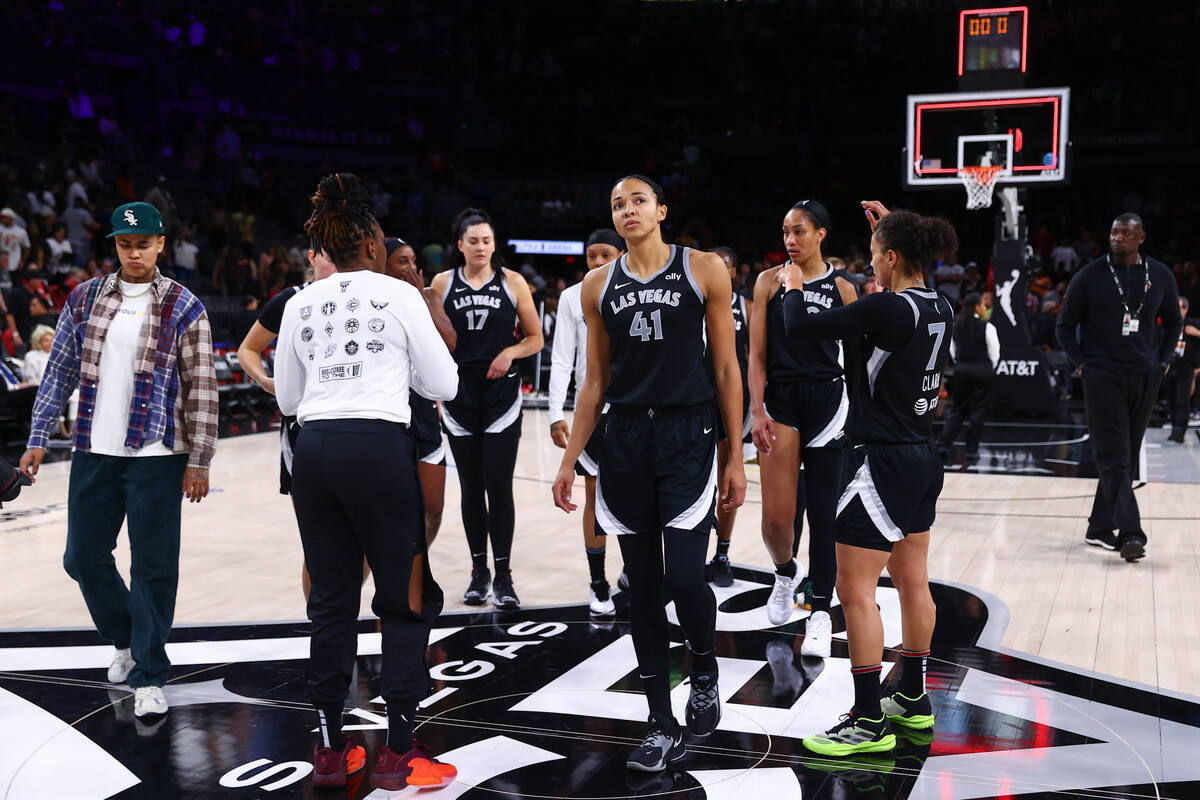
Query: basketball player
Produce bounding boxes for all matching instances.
[785,202,955,757]
[276,173,458,790]
[552,175,746,772]
[707,246,752,587]
[432,209,543,609]
[549,229,625,615]
[750,200,857,659]
[384,237,456,545]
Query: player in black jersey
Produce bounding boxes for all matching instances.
[783,202,956,758]
[432,209,543,610]
[552,175,746,772]
[707,246,752,587]
[750,200,858,659]
[385,237,457,546]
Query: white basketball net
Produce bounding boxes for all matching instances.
[958,165,1005,210]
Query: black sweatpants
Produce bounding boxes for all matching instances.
[1164,361,1196,436]
[446,423,520,571]
[1082,366,1161,541]
[291,419,443,712]
[941,361,995,453]
[801,445,843,610]
[617,530,716,717]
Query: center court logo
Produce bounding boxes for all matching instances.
[0,570,1195,799]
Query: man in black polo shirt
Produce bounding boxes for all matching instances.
[1056,213,1182,562]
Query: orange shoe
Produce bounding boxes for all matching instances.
[312,741,366,788]
[370,740,457,791]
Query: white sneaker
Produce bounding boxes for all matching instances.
[589,580,616,616]
[800,610,832,658]
[107,648,135,684]
[765,563,800,626]
[133,686,168,717]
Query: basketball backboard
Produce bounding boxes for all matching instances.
[904,87,1069,188]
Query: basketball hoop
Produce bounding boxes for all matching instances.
[958,165,1005,210]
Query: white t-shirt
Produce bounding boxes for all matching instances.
[1,223,30,270]
[1051,245,1079,274]
[22,349,50,384]
[44,238,74,274]
[174,240,199,270]
[548,281,588,425]
[935,262,965,300]
[89,282,174,457]
[275,270,459,425]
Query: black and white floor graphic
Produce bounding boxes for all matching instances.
[1,566,1197,799]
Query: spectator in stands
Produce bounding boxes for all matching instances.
[41,222,74,277]
[1,208,32,281]
[9,270,51,343]
[19,201,218,719]
[62,197,99,267]
[962,262,986,296]
[20,324,55,385]
[940,292,999,460]
[934,257,965,302]
[172,226,200,285]
[28,294,57,332]
[1032,299,1059,351]
[1051,236,1079,276]
[0,275,21,354]
[144,176,178,239]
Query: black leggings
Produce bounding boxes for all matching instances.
[290,419,443,713]
[446,425,520,570]
[941,361,994,452]
[617,530,716,717]
[801,446,843,610]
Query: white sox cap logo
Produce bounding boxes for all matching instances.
[123,209,138,225]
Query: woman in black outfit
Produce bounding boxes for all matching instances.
[939,292,999,458]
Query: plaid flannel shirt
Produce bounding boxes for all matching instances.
[27,271,218,470]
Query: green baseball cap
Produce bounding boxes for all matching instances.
[107,202,164,238]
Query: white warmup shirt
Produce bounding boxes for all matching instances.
[90,282,175,457]
[548,281,588,425]
[949,317,1001,370]
[275,270,458,424]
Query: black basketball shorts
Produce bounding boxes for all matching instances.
[595,404,718,537]
[409,394,446,465]
[764,377,849,449]
[441,371,522,437]
[574,413,605,477]
[835,440,943,552]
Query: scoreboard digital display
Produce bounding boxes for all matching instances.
[958,6,1028,75]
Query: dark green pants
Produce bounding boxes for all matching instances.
[64,450,188,688]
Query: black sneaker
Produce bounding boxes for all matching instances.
[1084,530,1118,551]
[685,670,721,736]
[463,567,491,605]
[492,570,521,609]
[799,576,815,610]
[1119,533,1146,562]
[626,712,685,772]
[1167,430,1186,444]
[709,554,733,587]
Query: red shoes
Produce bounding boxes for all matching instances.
[312,741,366,788]
[369,739,458,791]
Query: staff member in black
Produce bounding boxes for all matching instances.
[939,292,999,459]
[1164,297,1200,444]
[276,173,459,791]
[1056,213,1181,562]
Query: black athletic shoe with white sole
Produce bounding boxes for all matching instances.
[1119,534,1146,562]
[492,570,521,609]
[1084,530,1118,550]
[685,670,721,736]
[626,712,685,772]
[463,567,491,605]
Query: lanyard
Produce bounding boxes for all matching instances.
[1106,256,1149,318]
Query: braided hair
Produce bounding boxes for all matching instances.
[873,210,958,280]
[303,172,377,267]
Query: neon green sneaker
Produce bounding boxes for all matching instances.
[880,691,936,729]
[802,712,896,756]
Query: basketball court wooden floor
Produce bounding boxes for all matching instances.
[1,409,1198,799]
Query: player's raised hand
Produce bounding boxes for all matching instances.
[861,200,892,232]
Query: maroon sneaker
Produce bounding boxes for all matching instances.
[312,740,366,788]
[370,739,457,791]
